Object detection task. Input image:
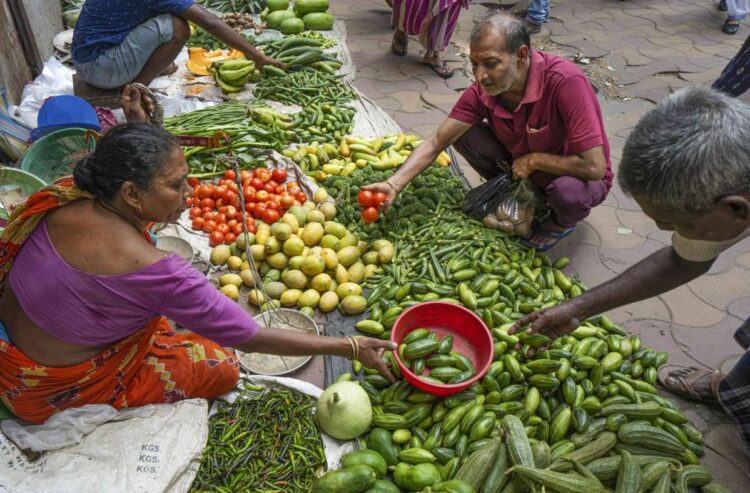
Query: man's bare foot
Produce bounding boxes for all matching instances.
[159,63,178,76]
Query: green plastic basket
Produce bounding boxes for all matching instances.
[20,127,97,184]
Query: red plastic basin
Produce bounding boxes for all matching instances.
[390,301,494,396]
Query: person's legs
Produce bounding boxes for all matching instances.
[723,0,749,34]
[713,34,750,96]
[524,0,550,33]
[422,1,463,78]
[74,14,185,90]
[718,349,750,455]
[521,175,607,249]
[124,326,240,406]
[133,15,189,87]
[452,124,514,181]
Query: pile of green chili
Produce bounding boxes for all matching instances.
[189,382,326,492]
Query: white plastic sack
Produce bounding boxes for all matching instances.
[15,57,75,129]
[0,399,209,493]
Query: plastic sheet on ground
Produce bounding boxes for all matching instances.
[0,399,209,493]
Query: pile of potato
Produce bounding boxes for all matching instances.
[210,197,393,315]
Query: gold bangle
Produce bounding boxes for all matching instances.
[346,336,356,360]
[353,336,361,362]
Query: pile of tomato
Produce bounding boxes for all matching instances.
[357,189,388,224]
[186,167,307,246]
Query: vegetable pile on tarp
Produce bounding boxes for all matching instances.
[189,381,326,492]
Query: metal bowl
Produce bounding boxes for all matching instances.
[235,308,319,376]
[155,235,194,261]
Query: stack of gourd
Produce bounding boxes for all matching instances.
[262,0,334,34]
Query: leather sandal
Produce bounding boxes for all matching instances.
[719,0,728,10]
[657,365,723,405]
[723,19,740,35]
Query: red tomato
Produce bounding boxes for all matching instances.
[201,206,213,215]
[361,207,379,224]
[245,203,255,214]
[187,177,200,187]
[186,197,194,206]
[287,184,301,196]
[225,190,237,204]
[203,220,217,233]
[218,206,228,214]
[224,232,237,244]
[254,203,267,217]
[358,190,374,208]
[203,211,216,222]
[263,182,275,194]
[257,169,271,183]
[224,170,236,181]
[240,170,252,182]
[247,224,257,234]
[200,197,215,210]
[280,194,295,209]
[209,231,225,247]
[215,198,224,208]
[227,183,239,194]
[189,207,202,218]
[227,219,238,229]
[252,168,263,177]
[196,185,213,199]
[256,190,270,202]
[225,206,238,219]
[243,188,256,203]
[267,180,279,189]
[275,186,285,195]
[263,208,280,223]
[215,213,227,224]
[249,178,264,190]
[373,192,388,206]
[295,192,307,203]
[266,200,280,211]
[271,169,287,183]
[216,223,230,235]
[212,186,227,201]
[191,217,205,230]
[231,223,244,236]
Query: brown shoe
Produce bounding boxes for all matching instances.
[524,20,542,34]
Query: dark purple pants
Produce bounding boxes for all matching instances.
[453,124,609,228]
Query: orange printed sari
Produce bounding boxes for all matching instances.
[0,179,239,424]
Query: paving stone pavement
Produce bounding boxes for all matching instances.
[334,0,750,485]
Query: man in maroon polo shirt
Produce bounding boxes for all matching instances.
[365,13,612,250]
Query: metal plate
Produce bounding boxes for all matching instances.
[235,308,319,376]
[155,235,194,261]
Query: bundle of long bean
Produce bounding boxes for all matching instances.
[189,382,326,492]
[253,69,355,107]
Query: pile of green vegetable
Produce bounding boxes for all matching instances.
[253,69,355,107]
[164,102,294,175]
[323,165,466,242]
[190,381,326,492]
[292,102,356,144]
[260,36,343,74]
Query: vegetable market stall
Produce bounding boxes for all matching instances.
[2,0,735,491]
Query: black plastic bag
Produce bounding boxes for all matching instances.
[463,173,544,236]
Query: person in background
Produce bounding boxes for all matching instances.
[713,34,750,95]
[390,0,469,79]
[71,0,284,92]
[721,0,748,34]
[0,124,395,425]
[371,13,611,251]
[510,86,750,456]
[521,0,549,35]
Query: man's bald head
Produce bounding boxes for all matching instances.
[470,13,530,55]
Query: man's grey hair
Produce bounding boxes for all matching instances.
[619,85,750,214]
[469,13,530,55]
